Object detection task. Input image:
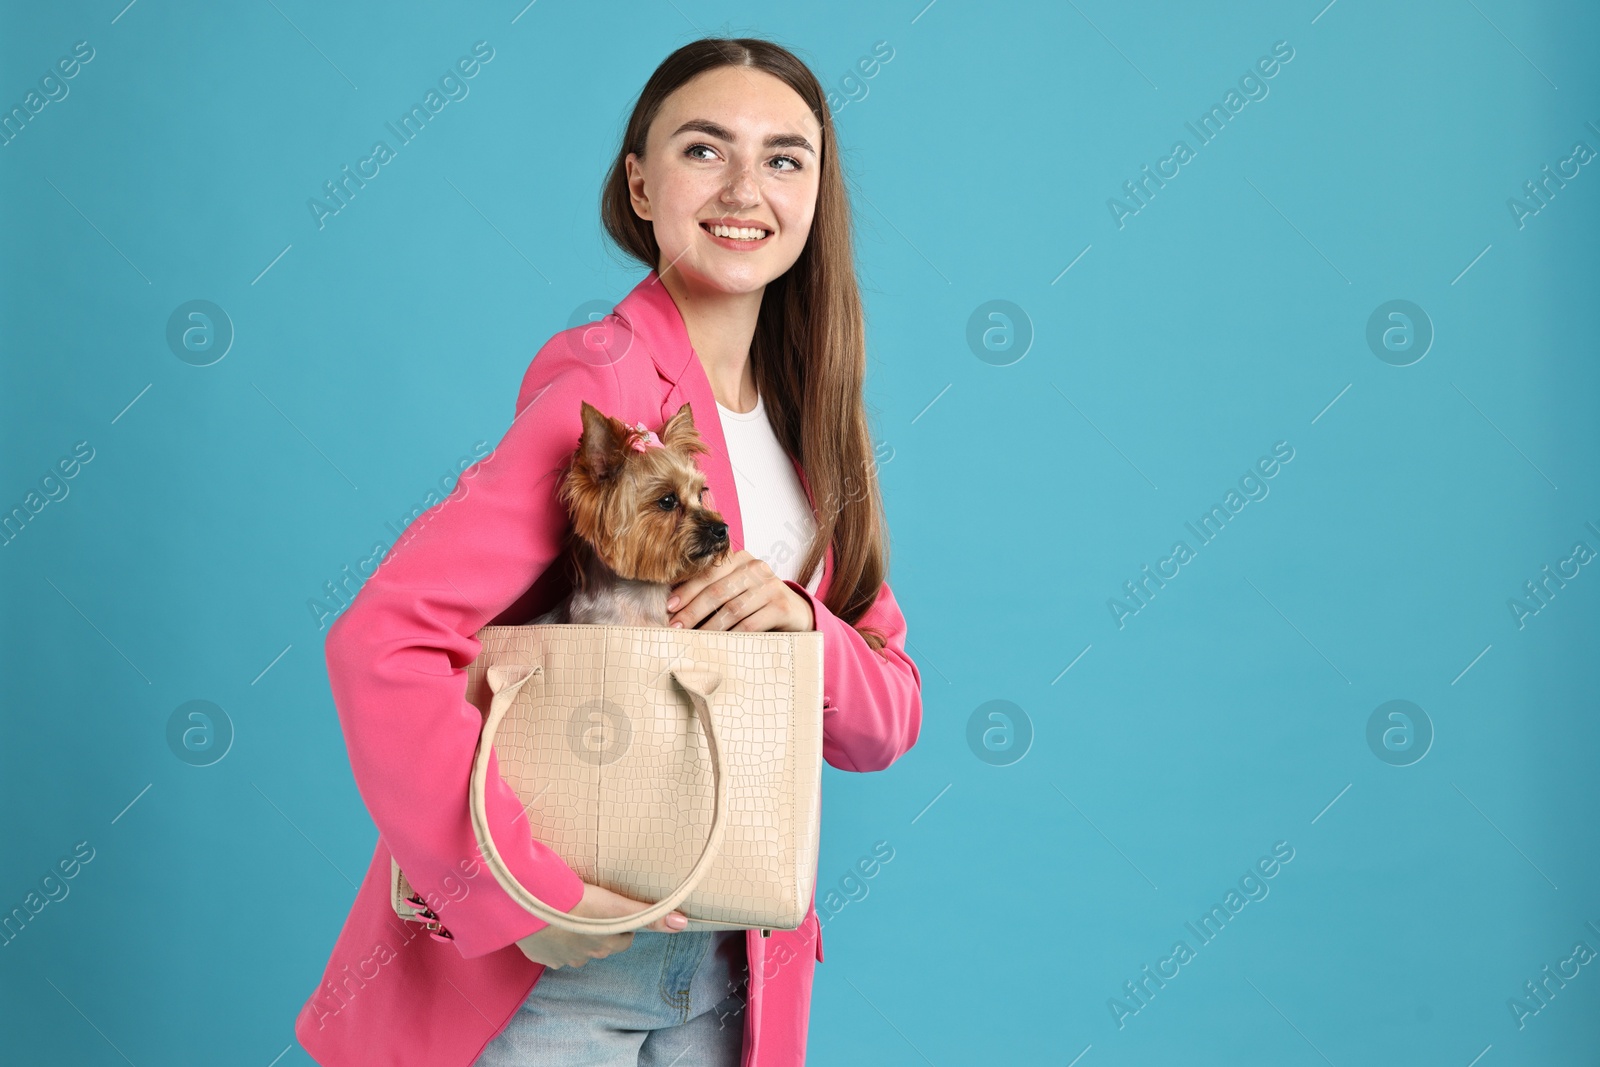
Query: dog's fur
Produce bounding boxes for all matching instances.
[533,401,730,627]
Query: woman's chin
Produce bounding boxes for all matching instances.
[662,253,788,296]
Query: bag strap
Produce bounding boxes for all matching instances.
[467,661,730,936]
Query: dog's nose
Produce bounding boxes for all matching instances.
[710,521,728,542]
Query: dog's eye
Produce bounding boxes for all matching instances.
[657,493,679,511]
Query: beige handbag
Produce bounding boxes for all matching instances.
[391,624,824,939]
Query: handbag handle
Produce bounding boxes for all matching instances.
[467,660,730,936]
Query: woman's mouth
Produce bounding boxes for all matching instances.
[700,221,773,250]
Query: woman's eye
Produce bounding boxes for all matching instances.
[657,494,679,511]
[684,143,799,172]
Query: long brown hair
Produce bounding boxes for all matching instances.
[600,37,891,652]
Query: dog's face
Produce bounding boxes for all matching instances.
[561,401,731,583]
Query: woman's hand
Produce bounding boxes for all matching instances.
[667,550,815,633]
[513,882,687,969]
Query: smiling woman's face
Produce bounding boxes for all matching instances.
[626,66,823,295]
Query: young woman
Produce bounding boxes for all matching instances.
[295,36,921,1067]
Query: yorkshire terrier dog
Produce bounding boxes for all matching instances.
[533,401,730,626]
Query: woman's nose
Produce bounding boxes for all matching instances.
[721,165,760,204]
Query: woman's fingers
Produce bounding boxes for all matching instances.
[729,601,788,633]
[680,578,770,632]
[669,551,762,628]
[669,550,746,606]
[576,881,688,933]
[673,571,812,632]
[594,932,634,957]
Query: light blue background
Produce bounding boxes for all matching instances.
[2,1,1597,1064]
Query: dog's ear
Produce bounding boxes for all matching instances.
[660,401,709,456]
[576,401,628,482]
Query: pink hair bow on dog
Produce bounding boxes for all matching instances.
[625,422,664,453]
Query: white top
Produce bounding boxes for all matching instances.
[716,391,823,596]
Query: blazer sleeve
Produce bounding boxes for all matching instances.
[322,343,625,959]
[782,576,923,773]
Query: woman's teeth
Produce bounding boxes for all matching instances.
[705,224,769,241]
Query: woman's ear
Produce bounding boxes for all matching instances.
[625,152,652,221]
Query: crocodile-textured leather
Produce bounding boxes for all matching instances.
[395,623,823,936]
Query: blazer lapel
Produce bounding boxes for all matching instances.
[614,271,746,554]
[613,270,832,599]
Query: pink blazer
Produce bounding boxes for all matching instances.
[295,270,923,1066]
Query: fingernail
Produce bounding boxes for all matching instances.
[672,621,683,629]
[666,914,687,930]
[666,596,680,610]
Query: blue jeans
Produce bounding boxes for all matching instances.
[473,930,748,1067]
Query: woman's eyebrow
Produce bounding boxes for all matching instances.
[670,118,816,156]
